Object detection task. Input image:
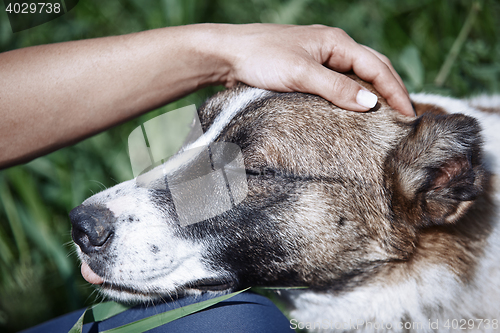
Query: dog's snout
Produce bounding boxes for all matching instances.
[70,205,115,253]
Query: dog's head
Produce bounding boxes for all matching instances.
[70,82,486,303]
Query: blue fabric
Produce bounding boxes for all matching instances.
[21,292,294,333]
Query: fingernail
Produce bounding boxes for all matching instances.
[356,90,378,109]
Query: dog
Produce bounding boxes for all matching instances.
[70,77,500,332]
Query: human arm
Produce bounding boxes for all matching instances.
[0,23,413,168]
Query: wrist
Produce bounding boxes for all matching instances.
[184,23,235,88]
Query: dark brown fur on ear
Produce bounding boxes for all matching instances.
[385,113,486,228]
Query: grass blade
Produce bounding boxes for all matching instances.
[0,178,30,263]
[86,302,132,323]
[68,302,133,333]
[435,0,482,86]
[68,311,86,333]
[100,288,250,333]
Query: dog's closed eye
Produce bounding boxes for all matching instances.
[245,168,278,177]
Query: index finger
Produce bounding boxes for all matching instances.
[361,45,409,96]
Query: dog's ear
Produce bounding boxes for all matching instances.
[386,113,486,227]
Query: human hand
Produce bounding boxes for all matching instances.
[215,24,414,116]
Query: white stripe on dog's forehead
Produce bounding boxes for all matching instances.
[187,87,270,150]
[143,87,270,179]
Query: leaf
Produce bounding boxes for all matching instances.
[68,288,250,333]
[100,288,250,333]
[68,301,133,333]
[399,45,424,91]
[86,301,133,323]
[68,310,86,333]
[0,178,30,263]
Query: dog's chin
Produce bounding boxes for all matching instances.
[97,278,237,304]
[79,256,237,302]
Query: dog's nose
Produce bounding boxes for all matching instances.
[70,205,115,253]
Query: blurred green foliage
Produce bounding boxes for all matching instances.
[0,0,498,331]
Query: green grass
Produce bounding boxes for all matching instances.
[0,0,499,331]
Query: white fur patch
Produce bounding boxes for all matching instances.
[467,94,500,110]
[77,179,225,302]
[286,260,500,332]
[187,87,270,150]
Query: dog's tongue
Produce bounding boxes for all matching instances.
[81,262,104,285]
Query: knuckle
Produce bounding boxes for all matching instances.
[310,25,350,42]
[379,54,392,66]
[310,24,327,29]
[330,27,350,39]
[376,51,389,62]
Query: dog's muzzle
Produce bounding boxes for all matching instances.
[70,205,115,254]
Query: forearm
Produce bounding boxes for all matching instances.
[0,24,230,168]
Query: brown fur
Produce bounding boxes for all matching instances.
[474,106,500,115]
